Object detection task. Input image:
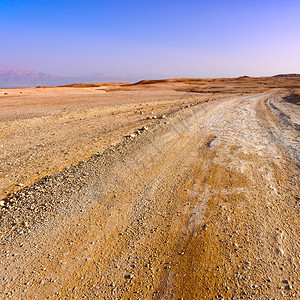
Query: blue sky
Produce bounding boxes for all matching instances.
[1,0,300,79]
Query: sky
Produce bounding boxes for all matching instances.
[1,0,300,80]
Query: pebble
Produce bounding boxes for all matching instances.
[277,248,284,255]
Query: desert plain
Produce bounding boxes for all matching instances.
[0,76,299,299]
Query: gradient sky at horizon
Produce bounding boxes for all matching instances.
[1,0,300,80]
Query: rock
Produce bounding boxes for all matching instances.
[286,285,293,290]
[161,115,166,119]
[277,248,284,255]
[0,200,5,206]
[153,116,157,119]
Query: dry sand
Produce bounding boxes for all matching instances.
[0,78,299,299]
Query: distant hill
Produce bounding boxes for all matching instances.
[273,73,300,78]
[0,67,65,88]
[0,67,135,88]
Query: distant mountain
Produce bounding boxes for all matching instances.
[273,73,300,78]
[0,67,135,88]
[0,67,63,87]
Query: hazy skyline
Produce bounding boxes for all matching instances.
[1,0,300,80]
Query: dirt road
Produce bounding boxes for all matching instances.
[0,91,299,299]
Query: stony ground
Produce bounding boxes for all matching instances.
[0,87,221,200]
[0,83,299,299]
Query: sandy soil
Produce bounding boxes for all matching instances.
[0,80,299,299]
[0,86,223,200]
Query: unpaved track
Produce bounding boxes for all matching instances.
[0,92,299,299]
